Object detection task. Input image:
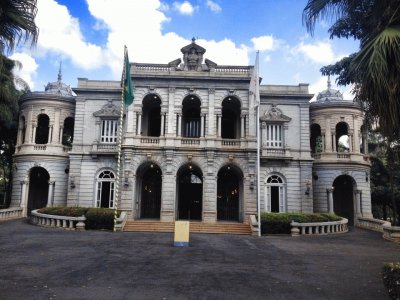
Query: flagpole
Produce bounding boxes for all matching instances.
[257,103,261,237]
[114,46,127,232]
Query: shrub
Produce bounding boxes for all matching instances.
[260,212,342,234]
[382,262,400,300]
[38,206,88,217]
[85,208,120,230]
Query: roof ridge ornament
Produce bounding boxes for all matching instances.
[58,61,62,82]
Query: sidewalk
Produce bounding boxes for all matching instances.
[0,219,398,299]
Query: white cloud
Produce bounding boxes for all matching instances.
[30,0,249,85]
[85,0,248,77]
[35,0,103,70]
[159,2,169,12]
[206,0,221,13]
[251,35,276,52]
[292,41,335,64]
[10,52,38,90]
[173,1,197,15]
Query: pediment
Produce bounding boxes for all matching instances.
[261,105,291,122]
[93,102,120,118]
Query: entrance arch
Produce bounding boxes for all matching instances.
[333,175,355,225]
[27,167,50,215]
[217,165,243,221]
[177,164,203,220]
[137,162,162,219]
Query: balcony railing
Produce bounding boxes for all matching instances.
[181,138,200,145]
[140,137,160,144]
[221,140,241,147]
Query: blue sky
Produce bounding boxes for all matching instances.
[10,0,359,99]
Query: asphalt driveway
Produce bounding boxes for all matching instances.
[0,219,399,299]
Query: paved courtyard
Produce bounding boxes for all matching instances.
[0,219,399,299]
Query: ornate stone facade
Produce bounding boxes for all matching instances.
[11,41,372,226]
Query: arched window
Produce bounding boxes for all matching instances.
[142,94,161,136]
[265,175,285,212]
[35,114,50,144]
[95,170,116,208]
[182,96,201,137]
[62,117,74,146]
[221,97,241,139]
[310,123,322,153]
[336,122,349,152]
[20,116,26,144]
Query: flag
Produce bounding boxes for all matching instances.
[123,46,134,106]
[249,51,260,107]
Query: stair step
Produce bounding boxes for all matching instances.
[123,220,251,235]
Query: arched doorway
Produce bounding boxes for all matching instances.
[217,165,242,221]
[35,114,50,144]
[138,163,162,219]
[27,167,50,215]
[221,97,241,139]
[182,96,201,137]
[265,175,286,212]
[142,94,161,137]
[310,123,322,153]
[95,170,116,208]
[333,175,355,225]
[177,164,202,220]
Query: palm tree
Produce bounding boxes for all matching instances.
[303,0,400,224]
[0,0,39,54]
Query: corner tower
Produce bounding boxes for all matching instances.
[310,78,371,224]
[11,69,76,216]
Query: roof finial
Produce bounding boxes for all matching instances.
[327,75,331,89]
[58,61,62,82]
[192,37,196,43]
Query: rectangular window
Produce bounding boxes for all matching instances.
[266,124,283,148]
[101,120,118,143]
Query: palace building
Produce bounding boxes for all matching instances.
[10,40,372,227]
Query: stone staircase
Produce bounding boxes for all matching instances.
[123,220,252,235]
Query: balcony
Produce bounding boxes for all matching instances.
[90,143,118,157]
[311,151,370,165]
[261,147,292,161]
[15,143,71,157]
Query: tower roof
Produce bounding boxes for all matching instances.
[44,63,74,96]
[316,76,343,102]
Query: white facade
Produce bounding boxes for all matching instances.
[11,41,372,225]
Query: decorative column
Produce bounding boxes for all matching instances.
[217,114,222,137]
[20,180,28,216]
[25,110,33,144]
[325,119,332,152]
[177,114,182,137]
[160,113,165,136]
[127,108,134,133]
[200,114,205,137]
[327,187,334,213]
[48,181,55,207]
[49,125,53,144]
[166,88,175,137]
[31,124,37,143]
[207,89,215,136]
[355,190,362,215]
[362,131,368,154]
[348,130,353,152]
[321,131,326,152]
[260,122,266,146]
[137,113,142,135]
[331,131,336,152]
[241,115,245,138]
[59,126,64,144]
[53,109,61,144]
[283,124,289,148]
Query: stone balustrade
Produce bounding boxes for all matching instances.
[221,139,241,147]
[356,216,400,243]
[290,218,348,236]
[140,137,160,144]
[30,209,86,231]
[0,207,23,221]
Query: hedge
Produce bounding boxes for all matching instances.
[260,212,342,234]
[382,262,400,300]
[37,207,120,230]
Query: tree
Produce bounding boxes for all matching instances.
[0,0,38,207]
[303,0,400,225]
